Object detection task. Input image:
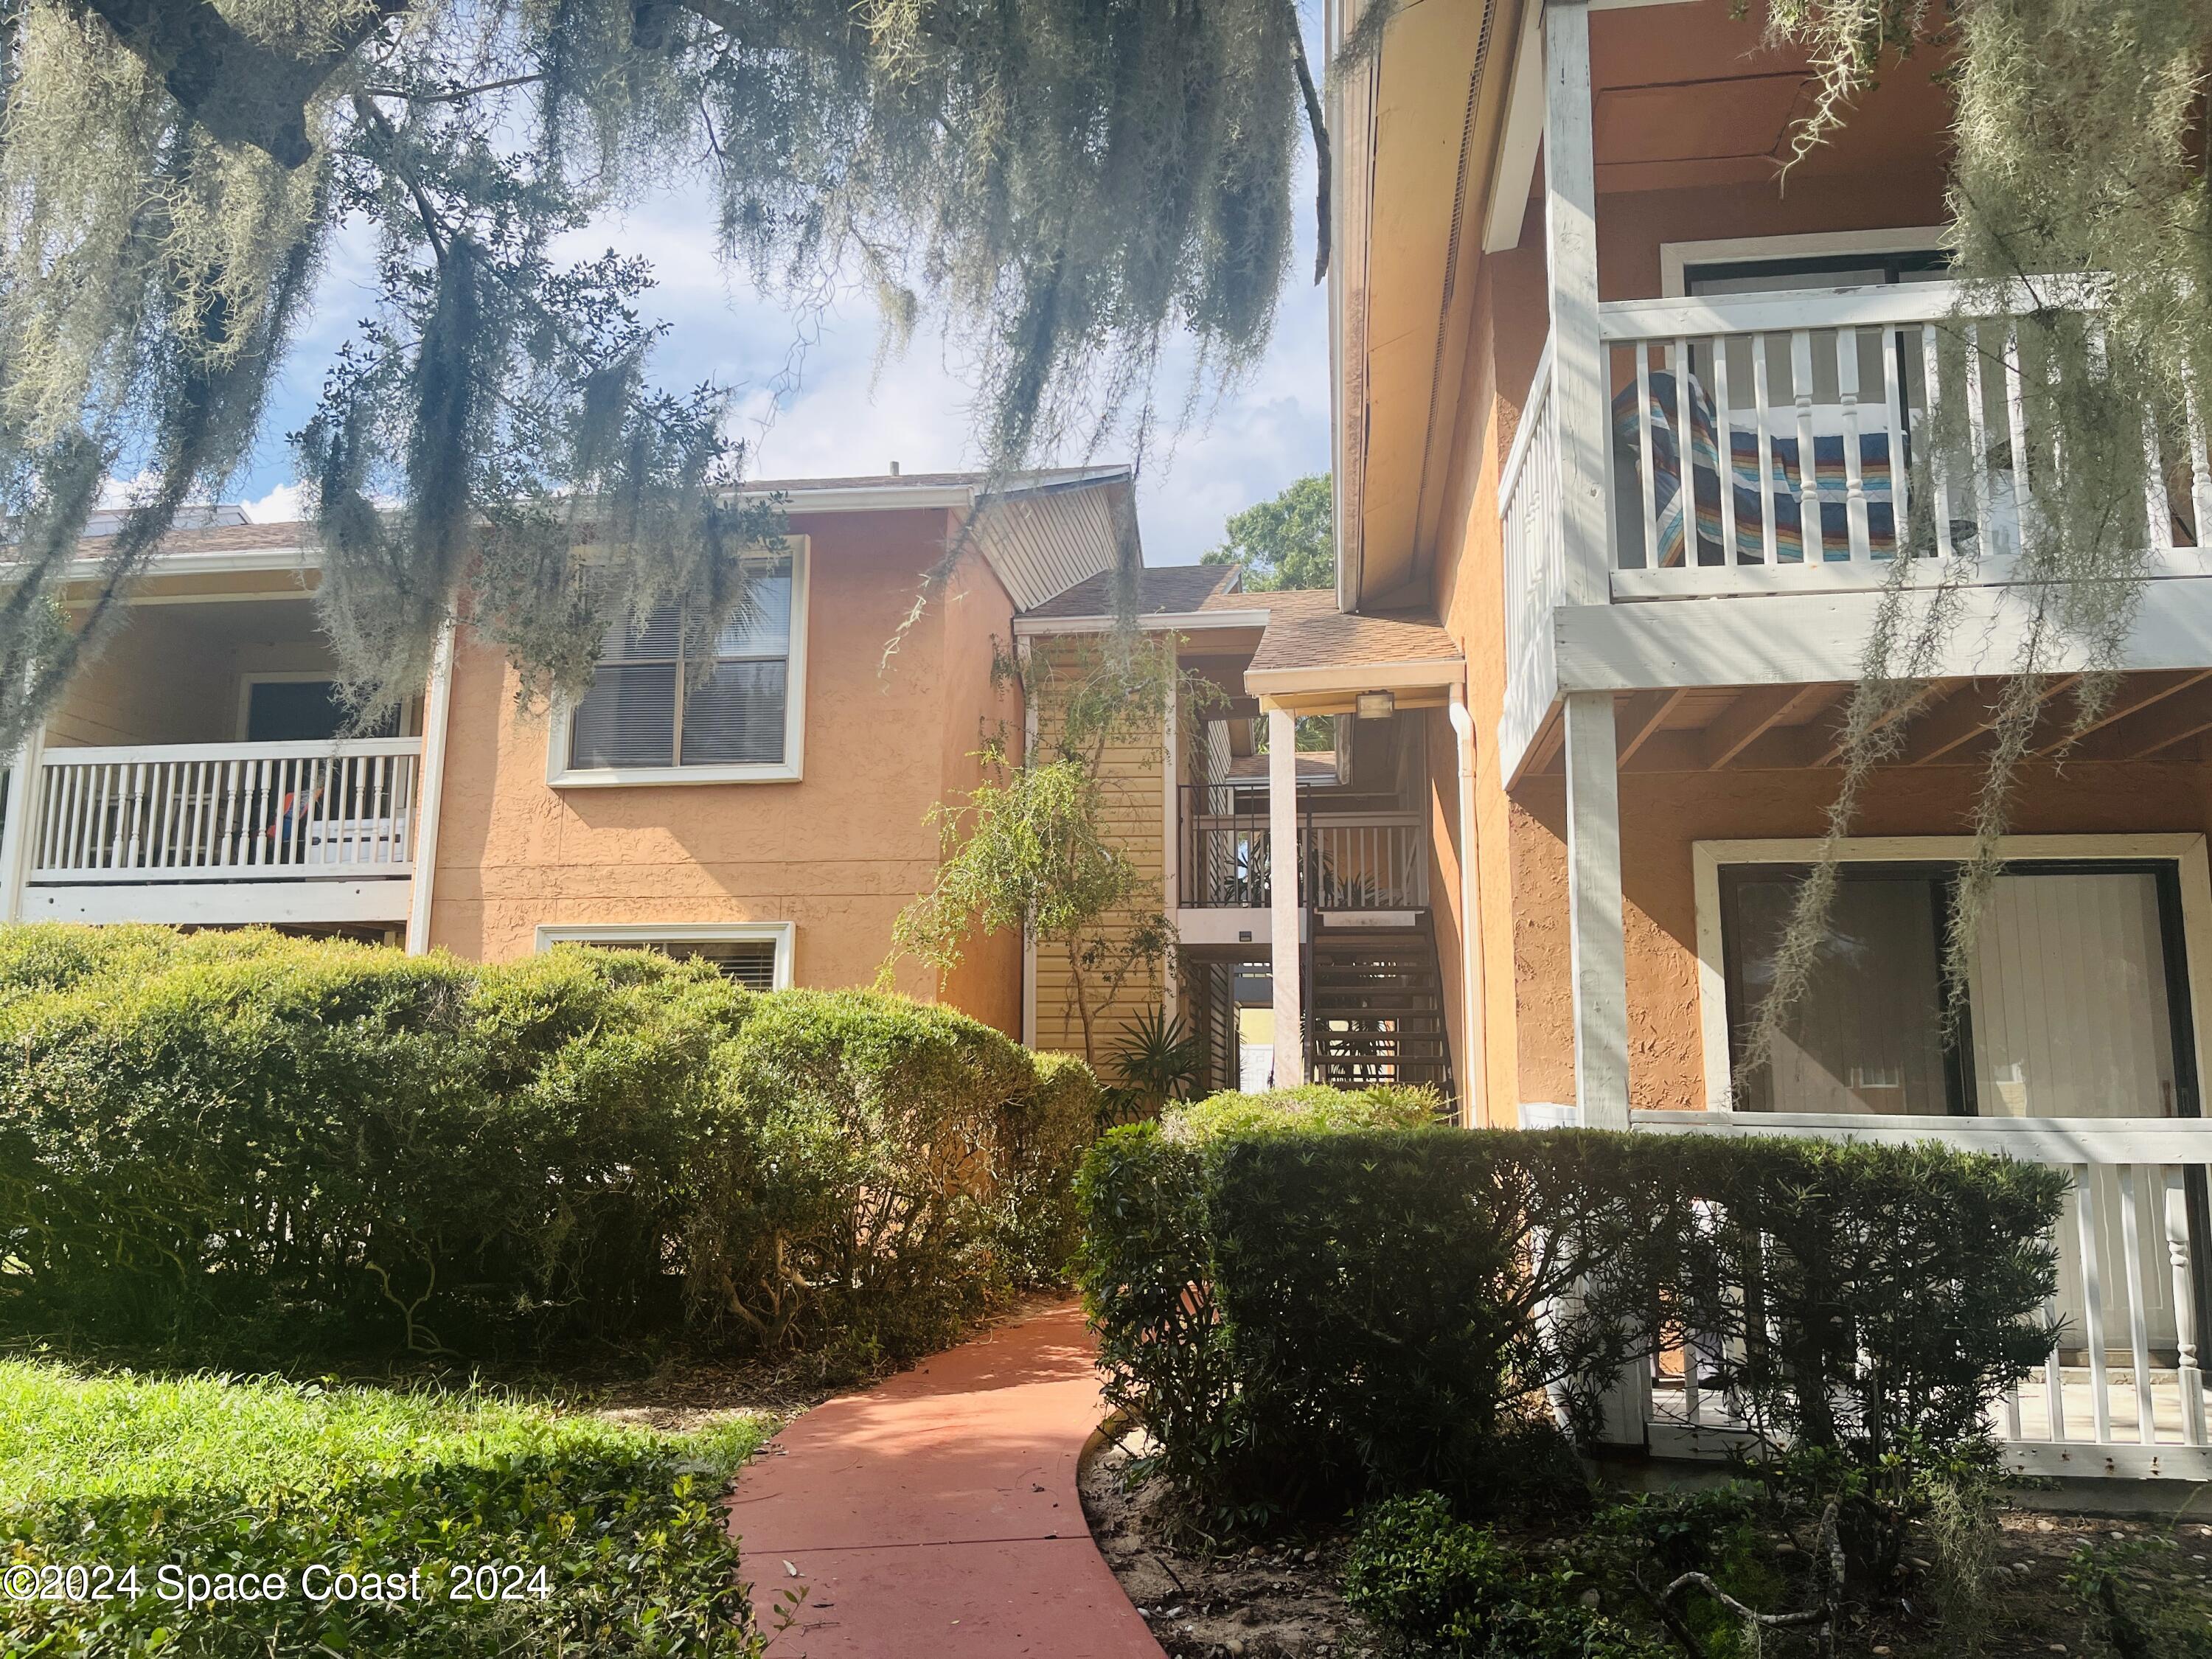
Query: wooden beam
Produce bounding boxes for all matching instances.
[2028,669,2212,757]
[1896,675,2078,766]
[1806,681,1948,768]
[1615,689,1685,764]
[2073,685,2212,761]
[1700,684,1838,771]
[1525,705,1567,776]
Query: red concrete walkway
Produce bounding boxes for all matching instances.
[728,1303,1166,1659]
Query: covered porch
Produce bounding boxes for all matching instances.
[0,579,453,939]
[1531,674,2212,1484]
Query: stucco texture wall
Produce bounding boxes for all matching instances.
[1506,757,2212,1115]
[424,506,1025,1036]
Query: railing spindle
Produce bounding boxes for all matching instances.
[2184,376,2212,547]
[2118,1163,2159,1444]
[2001,322,2037,552]
[1790,329,1822,563]
[2166,1168,2207,1445]
[1963,321,1995,563]
[2078,1163,2115,1442]
[1712,333,1738,564]
[1635,344,1660,568]
[1837,327,1871,560]
[1753,333,1778,566]
[1920,324,1955,560]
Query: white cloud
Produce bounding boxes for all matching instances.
[236,146,1332,570]
[241,481,308,524]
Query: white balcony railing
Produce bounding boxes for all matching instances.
[1500,338,1563,779]
[1529,1106,2212,1481]
[1496,277,2212,772]
[30,738,421,883]
[1598,276,2202,597]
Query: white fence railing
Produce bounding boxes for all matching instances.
[31,738,422,882]
[1499,339,1563,774]
[1596,276,2206,598]
[1624,1109,2212,1481]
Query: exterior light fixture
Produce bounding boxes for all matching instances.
[1355,690,1397,720]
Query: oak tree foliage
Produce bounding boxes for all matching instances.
[0,0,1317,737]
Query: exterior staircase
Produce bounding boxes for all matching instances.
[1305,914,1453,1096]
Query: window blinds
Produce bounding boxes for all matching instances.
[567,556,793,769]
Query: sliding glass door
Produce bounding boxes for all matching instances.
[1719,858,2203,1357]
[1721,860,2197,1121]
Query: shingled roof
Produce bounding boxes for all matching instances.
[1240,588,1458,678]
[1018,562,1242,619]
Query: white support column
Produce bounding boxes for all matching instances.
[1448,685,1487,1126]
[1267,703,1304,1088]
[1543,0,1611,608]
[0,718,46,922]
[404,618,458,956]
[1161,667,1179,1023]
[1563,691,1629,1127]
[1020,635,1038,1048]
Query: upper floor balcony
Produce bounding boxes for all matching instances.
[1176,781,1428,916]
[0,566,445,939]
[1498,276,2212,781]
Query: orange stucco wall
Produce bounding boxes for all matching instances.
[424,505,1024,1036]
[1506,759,2212,1115]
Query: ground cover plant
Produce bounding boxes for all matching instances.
[0,925,1099,1372]
[0,1357,776,1657]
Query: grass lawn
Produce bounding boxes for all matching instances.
[0,1358,776,1657]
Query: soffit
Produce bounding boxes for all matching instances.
[1338,0,1511,616]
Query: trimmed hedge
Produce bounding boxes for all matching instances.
[0,926,1099,1366]
[1078,1097,2066,1525]
[1665,1133,2067,1460]
[1344,1492,1663,1659]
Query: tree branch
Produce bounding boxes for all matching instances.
[1290,21,1330,284]
[360,73,546,107]
[69,0,415,167]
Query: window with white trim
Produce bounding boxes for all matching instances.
[536,924,793,990]
[557,549,801,780]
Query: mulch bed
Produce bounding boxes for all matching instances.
[1080,1430,2212,1658]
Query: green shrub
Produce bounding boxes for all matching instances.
[0,925,1099,1368]
[0,933,740,1355]
[1079,1112,1665,1523]
[1074,1122,1228,1505]
[1079,1093,2065,1528]
[1160,1081,1439,1143]
[1210,1130,1576,1510]
[1669,1135,2067,1463]
[993,1048,1102,1287]
[690,987,1055,1368]
[1345,1492,1663,1659]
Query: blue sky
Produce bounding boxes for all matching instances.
[232,153,1333,568]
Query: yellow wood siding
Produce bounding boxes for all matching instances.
[1027,636,1168,1067]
